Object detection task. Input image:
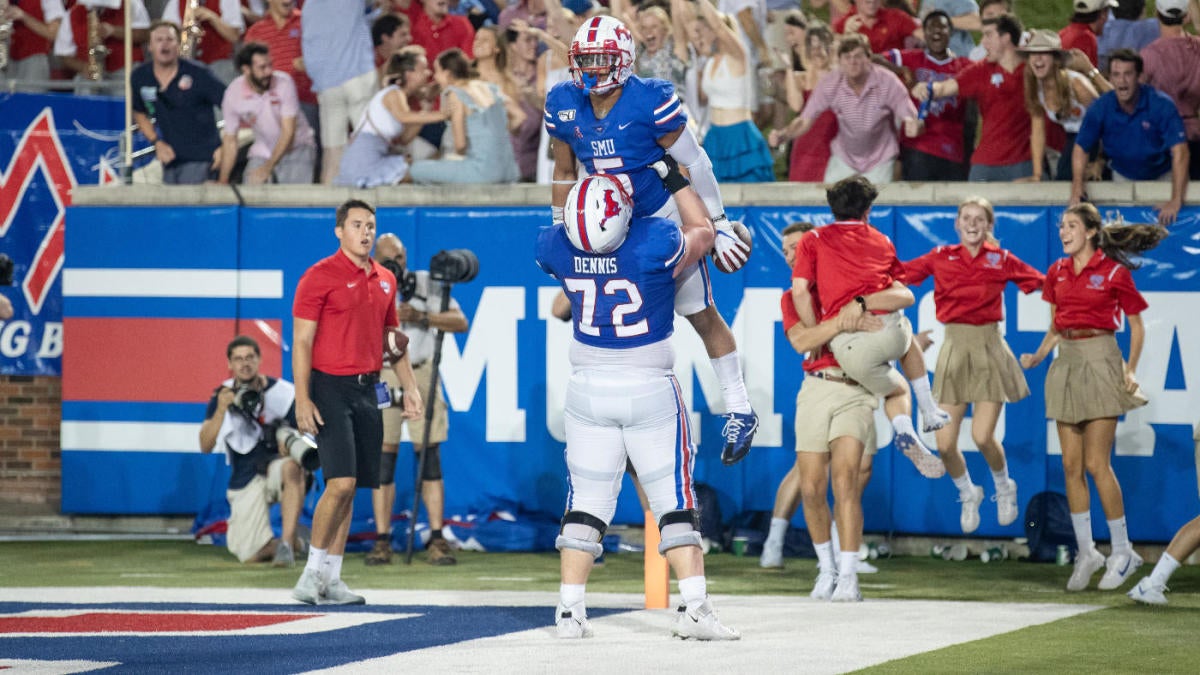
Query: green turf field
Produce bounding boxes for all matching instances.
[2,540,1196,672]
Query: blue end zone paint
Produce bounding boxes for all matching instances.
[0,602,632,672]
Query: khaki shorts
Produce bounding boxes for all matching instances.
[382,364,449,447]
[794,372,878,455]
[829,311,911,398]
[1194,421,1199,499]
[225,456,292,563]
[318,69,377,148]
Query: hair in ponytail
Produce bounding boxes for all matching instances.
[957,196,1000,245]
[1064,203,1168,269]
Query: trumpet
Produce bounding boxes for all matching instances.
[85,7,109,81]
[179,0,204,60]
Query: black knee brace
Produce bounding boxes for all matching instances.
[419,444,442,481]
[379,451,398,486]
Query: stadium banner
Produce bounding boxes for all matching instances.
[60,203,1200,541]
[0,93,124,376]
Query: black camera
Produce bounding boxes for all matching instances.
[0,254,13,286]
[276,425,321,471]
[229,384,263,421]
[430,249,479,284]
[381,258,419,301]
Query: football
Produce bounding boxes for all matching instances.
[383,327,409,364]
[712,220,753,274]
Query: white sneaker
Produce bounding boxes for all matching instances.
[1098,549,1144,590]
[811,568,837,600]
[555,602,593,638]
[957,486,984,534]
[1127,576,1168,606]
[671,600,740,641]
[321,579,366,605]
[856,559,879,574]
[895,431,946,478]
[291,568,323,605]
[831,574,862,602]
[1066,546,1106,591]
[921,407,952,432]
[759,543,784,569]
[993,479,1019,527]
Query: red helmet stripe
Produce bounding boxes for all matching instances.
[574,177,594,252]
[586,16,602,42]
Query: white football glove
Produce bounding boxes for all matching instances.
[711,215,752,273]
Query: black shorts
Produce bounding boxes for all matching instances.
[900,147,967,181]
[311,370,384,488]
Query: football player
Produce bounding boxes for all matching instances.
[536,160,739,641]
[544,15,758,466]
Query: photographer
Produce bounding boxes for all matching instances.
[199,335,307,567]
[367,233,470,566]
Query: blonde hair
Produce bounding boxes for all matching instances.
[958,196,1000,245]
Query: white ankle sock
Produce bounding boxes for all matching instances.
[951,472,975,494]
[711,352,752,414]
[1107,516,1131,553]
[559,583,586,608]
[991,467,1011,489]
[1070,512,1094,554]
[678,576,707,612]
[909,376,936,414]
[766,517,788,548]
[891,414,916,437]
[323,554,343,583]
[838,551,858,578]
[1150,553,1180,586]
[815,541,835,571]
[305,547,327,576]
[830,521,841,555]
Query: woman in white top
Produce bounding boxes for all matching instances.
[685,0,774,182]
[335,48,449,187]
[1020,30,1111,182]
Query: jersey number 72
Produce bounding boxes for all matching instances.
[564,277,649,338]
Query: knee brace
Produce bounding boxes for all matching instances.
[418,444,442,481]
[555,510,608,559]
[657,509,703,554]
[379,451,398,486]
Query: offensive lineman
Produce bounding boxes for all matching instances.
[544,15,758,465]
[536,162,739,641]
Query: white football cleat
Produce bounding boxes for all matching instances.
[958,485,984,534]
[1098,549,1144,590]
[671,600,740,641]
[555,602,594,639]
[1066,546,1106,592]
[1127,576,1168,606]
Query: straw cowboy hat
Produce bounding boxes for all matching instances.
[1017,29,1067,56]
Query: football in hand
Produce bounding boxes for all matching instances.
[383,327,409,364]
[712,220,753,273]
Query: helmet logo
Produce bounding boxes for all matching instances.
[599,189,622,230]
[614,26,632,42]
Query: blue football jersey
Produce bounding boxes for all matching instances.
[544,76,688,219]
[536,216,686,349]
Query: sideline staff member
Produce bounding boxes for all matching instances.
[291,199,423,605]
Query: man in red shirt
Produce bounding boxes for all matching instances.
[400,0,474,63]
[1,0,65,93]
[1059,0,1116,68]
[243,0,318,136]
[291,200,423,605]
[834,0,920,54]
[914,13,1033,181]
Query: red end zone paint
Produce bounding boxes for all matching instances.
[0,612,318,634]
[62,318,283,402]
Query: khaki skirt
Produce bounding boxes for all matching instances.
[1045,334,1148,424]
[933,323,1030,405]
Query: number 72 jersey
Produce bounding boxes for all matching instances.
[536,216,685,348]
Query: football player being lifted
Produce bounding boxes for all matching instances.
[544,15,758,465]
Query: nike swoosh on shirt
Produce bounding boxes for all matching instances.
[347,282,358,288]
[947,256,958,260]
[618,122,632,129]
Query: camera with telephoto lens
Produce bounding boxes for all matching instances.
[0,254,13,286]
[228,383,263,422]
[275,425,320,471]
[380,258,418,301]
[429,249,479,284]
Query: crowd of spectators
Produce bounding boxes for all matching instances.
[2,0,1198,196]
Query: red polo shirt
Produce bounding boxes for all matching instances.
[780,290,841,373]
[403,4,475,60]
[293,250,399,375]
[1042,250,1148,331]
[244,8,316,105]
[792,222,904,321]
[1059,22,1098,68]
[834,8,919,54]
[955,60,1031,167]
[902,242,1044,324]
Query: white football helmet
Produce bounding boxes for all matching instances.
[563,175,633,255]
[569,15,635,95]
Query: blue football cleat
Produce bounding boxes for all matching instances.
[720,410,759,465]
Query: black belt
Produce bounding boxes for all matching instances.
[316,370,380,385]
[810,370,860,387]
